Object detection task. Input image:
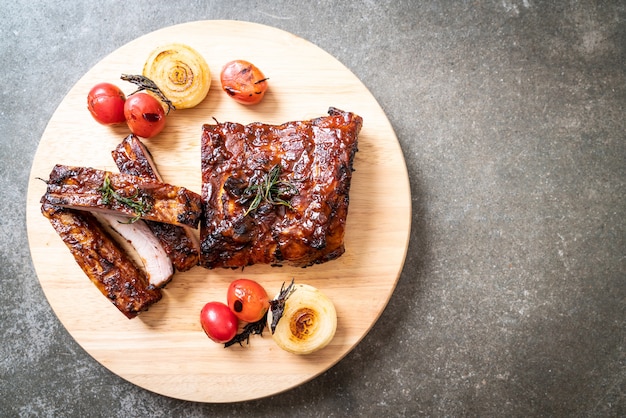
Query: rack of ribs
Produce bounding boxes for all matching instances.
[199,107,363,268]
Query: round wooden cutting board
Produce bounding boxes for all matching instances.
[26,20,411,403]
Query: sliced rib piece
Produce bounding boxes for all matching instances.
[43,164,203,228]
[200,107,362,268]
[41,202,162,319]
[112,134,163,182]
[112,135,200,271]
[95,212,174,288]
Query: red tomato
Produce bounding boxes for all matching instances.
[87,82,126,124]
[200,302,239,343]
[123,93,166,138]
[227,279,270,323]
[220,60,268,105]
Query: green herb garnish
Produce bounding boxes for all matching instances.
[98,175,151,223]
[240,165,298,216]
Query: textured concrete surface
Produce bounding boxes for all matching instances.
[2,1,624,416]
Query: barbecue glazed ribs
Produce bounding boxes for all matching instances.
[41,202,162,318]
[199,107,362,268]
[112,135,200,271]
[43,164,203,228]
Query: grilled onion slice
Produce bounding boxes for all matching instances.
[142,43,211,109]
[267,284,337,355]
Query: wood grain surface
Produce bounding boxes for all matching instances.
[26,20,411,403]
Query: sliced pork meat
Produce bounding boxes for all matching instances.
[42,164,203,228]
[112,134,163,181]
[95,212,174,288]
[41,201,162,319]
[138,222,199,272]
[112,135,200,271]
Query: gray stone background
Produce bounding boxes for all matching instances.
[1,1,624,416]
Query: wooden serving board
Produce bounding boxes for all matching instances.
[26,20,411,403]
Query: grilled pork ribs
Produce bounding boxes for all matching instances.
[199,107,362,268]
[43,164,203,228]
[112,135,200,272]
[40,108,362,319]
[41,202,162,318]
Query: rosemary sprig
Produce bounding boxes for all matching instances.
[98,175,151,223]
[120,74,175,113]
[224,279,296,348]
[240,165,298,217]
[224,318,266,348]
[269,279,296,334]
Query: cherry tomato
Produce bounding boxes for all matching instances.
[123,93,166,138]
[200,301,239,343]
[220,60,268,105]
[87,82,126,125]
[227,279,270,323]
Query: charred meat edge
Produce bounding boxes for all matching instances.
[112,135,200,271]
[43,164,203,228]
[41,202,162,319]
